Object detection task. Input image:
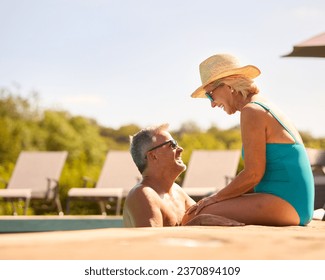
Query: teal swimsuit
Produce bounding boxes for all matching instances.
[246,102,314,225]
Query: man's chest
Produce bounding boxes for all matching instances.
[161,199,186,226]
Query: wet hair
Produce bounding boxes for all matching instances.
[211,75,259,98]
[130,123,169,174]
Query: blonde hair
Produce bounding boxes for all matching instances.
[211,75,259,98]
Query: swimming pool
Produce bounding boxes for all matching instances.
[0,216,124,233]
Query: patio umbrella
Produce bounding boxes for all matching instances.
[282,32,325,58]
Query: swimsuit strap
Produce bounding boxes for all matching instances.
[250,101,298,143]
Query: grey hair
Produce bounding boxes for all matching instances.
[211,75,259,98]
[130,123,169,174]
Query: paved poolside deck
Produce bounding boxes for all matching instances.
[0,219,324,260]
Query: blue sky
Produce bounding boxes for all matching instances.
[1,0,325,137]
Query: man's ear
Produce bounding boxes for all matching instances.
[147,151,157,160]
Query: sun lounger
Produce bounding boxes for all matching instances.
[0,151,68,215]
[182,150,241,199]
[66,150,141,215]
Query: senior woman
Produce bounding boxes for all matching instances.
[182,53,314,226]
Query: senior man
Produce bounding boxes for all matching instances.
[123,124,243,227]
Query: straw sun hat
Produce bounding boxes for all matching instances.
[191,53,261,98]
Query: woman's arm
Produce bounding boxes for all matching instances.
[214,104,267,201]
[187,104,268,215]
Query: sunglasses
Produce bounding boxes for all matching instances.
[147,139,178,153]
[205,91,215,102]
[205,82,225,102]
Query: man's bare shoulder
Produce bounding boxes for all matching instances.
[123,183,164,227]
[125,183,160,205]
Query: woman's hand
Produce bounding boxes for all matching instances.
[186,194,218,215]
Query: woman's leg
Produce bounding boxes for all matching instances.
[182,193,300,226]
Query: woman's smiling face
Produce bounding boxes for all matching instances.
[205,83,237,115]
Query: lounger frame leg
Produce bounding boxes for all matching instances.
[24,197,30,215]
[55,196,63,216]
[11,200,17,216]
[99,201,107,216]
[116,197,122,215]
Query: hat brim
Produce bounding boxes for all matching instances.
[191,65,261,98]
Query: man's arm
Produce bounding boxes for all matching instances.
[124,187,163,227]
